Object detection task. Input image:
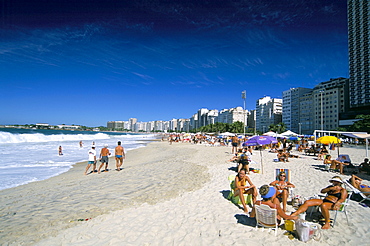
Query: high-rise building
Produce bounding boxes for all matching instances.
[255,96,282,133]
[348,0,370,111]
[312,78,349,131]
[282,87,312,134]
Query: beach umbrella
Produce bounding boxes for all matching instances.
[242,136,277,174]
[316,136,341,145]
[316,136,342,155]
[289,136,301,141]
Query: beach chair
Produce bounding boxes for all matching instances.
[275,169,294,199]
[331,191,352,228]
[343,180,370,204]
[227,175,253,206]
[254,204,278,236]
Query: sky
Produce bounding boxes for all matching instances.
[0,0,349,127]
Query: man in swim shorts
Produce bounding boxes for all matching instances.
[115,141,125,171]
[98,144,111,173]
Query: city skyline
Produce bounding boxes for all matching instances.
[1,0,348,126]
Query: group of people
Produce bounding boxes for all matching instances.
[228,146,370,231]
[233,167,349,230]
[84,141,126,175]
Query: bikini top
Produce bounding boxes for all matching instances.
[328,189,342,199]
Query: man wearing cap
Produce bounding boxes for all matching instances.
[291,176,347,229]
[84,145,97,175]
[98,144,111,173]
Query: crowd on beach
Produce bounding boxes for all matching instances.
[224,135,370,233]
[166,132,370,235]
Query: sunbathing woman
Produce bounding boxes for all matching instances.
[269,171,295,212]
[317,146,329,160]
[291,176,347,229]
[324,155,348,174]
[234,169,257,213]
[250,185,298,223]
[277,149,289,162]
[350,174,370,196]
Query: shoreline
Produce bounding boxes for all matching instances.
[0,141,209,245]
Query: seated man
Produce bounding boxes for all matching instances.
[359,158,370,174]
[277,149,289,162]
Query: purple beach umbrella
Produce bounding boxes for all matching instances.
[242,135,278,174]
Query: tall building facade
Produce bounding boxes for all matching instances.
[348,0,370,110]
[282,87,312,134]
[255,96,282,132]
[312,78,349,131]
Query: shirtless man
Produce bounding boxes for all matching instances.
[231,135,239,154]
[115,141,125,171]
[98,144,111,173]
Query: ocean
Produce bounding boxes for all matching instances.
[0,128,157,191]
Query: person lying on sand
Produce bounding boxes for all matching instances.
[291,176,347,229]
[250,185,298,223]
[233,169,257,213]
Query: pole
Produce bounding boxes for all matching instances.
[242,91,246,136]
[320,90,324,135]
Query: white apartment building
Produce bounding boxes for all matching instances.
[256,96,282,132]
[282,87,312,134]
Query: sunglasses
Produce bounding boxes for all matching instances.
[280,175,286,177]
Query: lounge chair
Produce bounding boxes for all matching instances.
[343,180,370,204]
[254,204,278,236]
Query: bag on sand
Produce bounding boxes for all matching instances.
[295,219,321,242]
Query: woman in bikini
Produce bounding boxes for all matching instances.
[270,171,295,212]
[233,169,257,213]
[350,174,370,195]
[291,176,347,229]
[324,155,347,174]
[250,185,298,223]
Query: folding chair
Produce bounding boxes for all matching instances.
[254,204,278,236]
[331,191,352,227]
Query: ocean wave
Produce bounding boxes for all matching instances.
[0,131,157,144]
[0,132,112,144]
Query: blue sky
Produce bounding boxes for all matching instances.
[0,0,348,127]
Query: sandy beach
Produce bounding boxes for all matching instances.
[1,141,370,245]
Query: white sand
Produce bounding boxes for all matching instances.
[2,141,370,245]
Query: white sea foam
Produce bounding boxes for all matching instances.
[0,129,156,190]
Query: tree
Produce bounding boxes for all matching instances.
[349,115,370,132]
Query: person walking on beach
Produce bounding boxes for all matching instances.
[98,144,111,173]
[231,135,239,154]
[58,146,63,155]
[84,145,97,175]
[115,141,125,171]
[79,141,83,148]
